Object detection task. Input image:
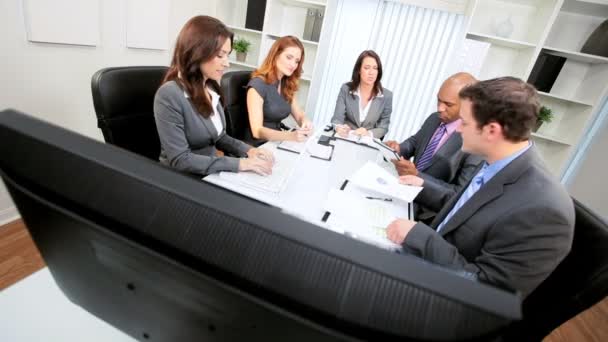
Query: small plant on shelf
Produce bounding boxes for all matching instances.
[535,105,554,132]
[233,37,251,63]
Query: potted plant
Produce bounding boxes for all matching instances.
[535,105,554,132]
[233,37,251,63]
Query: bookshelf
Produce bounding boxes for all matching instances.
[465,0,608,177]
[216,0,327,111]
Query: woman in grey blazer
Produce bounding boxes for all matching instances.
[331,50,393,139]
[154,16,273,176]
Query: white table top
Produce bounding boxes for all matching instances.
[204,135,411,249]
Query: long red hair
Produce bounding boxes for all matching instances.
[251,36,305,104]
[163,16,233,118]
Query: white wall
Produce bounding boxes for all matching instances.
[568,108,608,220]
[0,0,217,226]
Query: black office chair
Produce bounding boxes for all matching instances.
[502,197,608,341]
[91,66,168,160]
[220,70,253,144]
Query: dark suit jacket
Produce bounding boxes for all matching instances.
[331,83,393,138]
[403,146,575,297]
[399,113,482,220]
[154,81,250,175]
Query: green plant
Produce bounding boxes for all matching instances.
[233,37,251,54]
[537,105,554,124]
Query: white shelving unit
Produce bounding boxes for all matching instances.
[216,0,328,111]
[465,0,608,177]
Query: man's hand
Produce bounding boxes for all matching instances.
[391,158,418,176]
[384,140,400,154]
[386,219,417,244]
[399,175,424,187]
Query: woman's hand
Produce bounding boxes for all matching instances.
[247,147,275,164]
[290,129,309,142]
[335,124,350,138]
[239,156,273,176]
[300,118,314,130]
[353,127,369,136]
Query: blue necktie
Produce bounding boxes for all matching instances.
[436,164,487,233]
[416,123,446,170]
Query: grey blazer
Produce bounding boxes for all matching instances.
[154,81,250,175]
[399,113,483,220]
[404,146,575,297]
[331,83,392,138]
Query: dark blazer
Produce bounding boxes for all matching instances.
[399,113,482,220]
[154,81,250,175]
[331,83,393,138]
[403,146,575,298]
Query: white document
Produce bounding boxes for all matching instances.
[350,162,423,202]
[346,131,375,146]
[277,140,306,154]
[323,189,401,250]
[218,158,295,195]
[307,143,333,159]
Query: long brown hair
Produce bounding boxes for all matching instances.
[251,36,304,104]
[163,16,233,118]
[348,50,383,100]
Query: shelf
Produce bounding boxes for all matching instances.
[561,0,608,17]
[227,25,262,35]
[229,60,256,69]
[279,0,326,10]
[467,32,536,49]
[537,91,593,107]
[543,46,608,64]
[531,133,572,146]
[265,32,319,46]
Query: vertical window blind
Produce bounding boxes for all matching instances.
[312,0,465,142]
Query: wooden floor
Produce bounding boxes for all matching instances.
[0,219,606,341]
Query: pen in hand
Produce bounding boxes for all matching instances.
[366,196,393,202]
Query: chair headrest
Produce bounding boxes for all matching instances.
[221,71,252,106]
[92,66,168,121]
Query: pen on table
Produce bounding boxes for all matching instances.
[366,196,393,202]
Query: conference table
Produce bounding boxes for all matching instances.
[204,131,413,250]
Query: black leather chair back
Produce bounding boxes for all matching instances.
[220,70,252,143]
[503,198,608,341]
[91,66,168,160]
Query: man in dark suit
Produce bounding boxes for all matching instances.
[386,77,575,298]
[385,72,482,222]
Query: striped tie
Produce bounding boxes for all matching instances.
[436,164,487,233]
[416,123,446,170]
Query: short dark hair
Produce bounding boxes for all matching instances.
[348,50,383,100]
[459,77,539,142]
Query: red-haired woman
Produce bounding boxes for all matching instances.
[154,16,274,176]
[246,36,313,145]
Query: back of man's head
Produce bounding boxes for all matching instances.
[459,77,539,142]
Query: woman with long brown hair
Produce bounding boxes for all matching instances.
[154,15,273,176]
[246,36,313,145]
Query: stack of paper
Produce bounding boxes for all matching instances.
[349,162,423,202]
[323,189,401,250]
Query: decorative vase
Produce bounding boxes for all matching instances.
[581,19,608,57]
[494,15,514,39]
[533,120,542,133]
[236,52,247,62]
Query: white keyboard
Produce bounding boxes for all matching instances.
[219,158,296,195]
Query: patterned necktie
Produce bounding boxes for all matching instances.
[436,164,487,233]
[416,123,447,170]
